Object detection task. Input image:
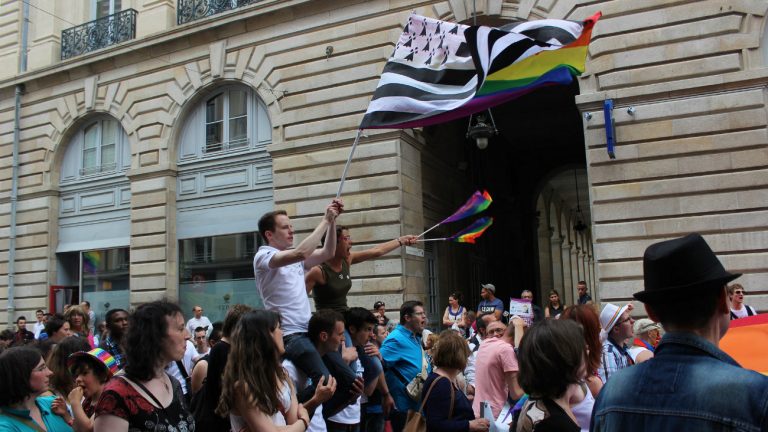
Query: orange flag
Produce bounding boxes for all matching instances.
[720,313,768,375]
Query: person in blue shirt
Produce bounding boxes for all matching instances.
[592,233,768,431]
[0,346,72,431]
[477,284,504,321]
[381,300,430,432]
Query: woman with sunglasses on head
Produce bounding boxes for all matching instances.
[0,346,73,431]
[216,309,310,432]
[728,284,757,320]
[94,301,194,432]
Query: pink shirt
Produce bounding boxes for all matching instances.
[472,337,519,418]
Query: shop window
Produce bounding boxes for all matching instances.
[81,247,130,327]
[179,232,264,321]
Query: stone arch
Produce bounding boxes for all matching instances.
[161,45,284,153]
[432,0,581,24]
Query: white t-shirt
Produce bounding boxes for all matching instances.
[282,360,327,432]
[731,305,757,319]
[166,340,196,394]
[328,359,363,425]
[33,321,45,339]
[186,316,213,337]
[627,346,651,363]
[254,246,312,336]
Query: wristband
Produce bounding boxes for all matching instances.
[299,416,309,431]
[397,238,403,246]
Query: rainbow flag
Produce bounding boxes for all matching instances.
[360,13,600,129]
[442,190,493,224]
[720,313,768,375]
[83,250,102,274]
[448,217,493,243]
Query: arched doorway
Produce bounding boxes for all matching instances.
[420,75,588,315]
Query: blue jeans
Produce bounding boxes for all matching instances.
[283,332,330,404]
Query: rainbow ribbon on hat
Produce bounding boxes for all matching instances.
[418,191,494,243]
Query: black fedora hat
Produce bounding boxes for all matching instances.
[634,233,741,303]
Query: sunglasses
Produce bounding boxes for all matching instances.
[734,290,745,295]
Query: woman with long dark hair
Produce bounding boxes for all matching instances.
[47,337,92,398]
[0,346,72,431]
[442,292,467,331]
[544,290,566,319]
[93,300,194,431]
[216,310,310,431]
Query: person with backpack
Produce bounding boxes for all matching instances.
[728,283,757,319]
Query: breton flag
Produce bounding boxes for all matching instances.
[360,12,601,130]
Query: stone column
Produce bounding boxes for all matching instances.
[128,170,177,305]
[550,233,564,292]
[561,241,573,300]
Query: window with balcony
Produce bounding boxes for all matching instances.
[177,0,264,25]
[178,85,271,161]
[61,7,136,60]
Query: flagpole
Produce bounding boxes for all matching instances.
[417,222,443,238]
[416,237,448,242]
[337,129,364,198]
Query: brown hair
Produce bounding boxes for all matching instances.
[258,210,288,243]
[561,304,601,377]
[518,320,585,399]
[727,283,744,295]
[432,330,470,371]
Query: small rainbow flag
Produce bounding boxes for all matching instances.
[448,217,494,243]
[720,313,768,375]
[83,250,102,274]
[442,190,493,224]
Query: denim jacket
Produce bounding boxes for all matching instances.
[591,332,768,432]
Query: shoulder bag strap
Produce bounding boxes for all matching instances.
[121,376,169,415]
[419,345,428,379]
[175,360,190,380]
[418,376,445,412]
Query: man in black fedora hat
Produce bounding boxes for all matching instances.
[591,233,768,431]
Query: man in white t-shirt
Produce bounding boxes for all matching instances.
[32,310,46,339]
[186,305,213,337]
[254,201,343,404]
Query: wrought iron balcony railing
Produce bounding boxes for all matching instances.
[61,9,137,60]
[177,0,263,25]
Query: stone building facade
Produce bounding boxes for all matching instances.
[1,0,766,326]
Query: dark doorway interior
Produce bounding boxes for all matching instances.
[421,78,586,312]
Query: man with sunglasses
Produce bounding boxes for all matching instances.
[727,283,757,320]
[597,303,635,384]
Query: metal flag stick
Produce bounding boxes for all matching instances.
[417,222,442,238]
[416,237,448,242]
[336,129,364,198]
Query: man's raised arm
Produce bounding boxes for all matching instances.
[269,201,341,269]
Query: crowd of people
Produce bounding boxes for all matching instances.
[0,200,766,432]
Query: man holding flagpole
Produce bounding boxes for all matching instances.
[254,199,348,410]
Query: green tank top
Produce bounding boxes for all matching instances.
[313,260,352,312]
